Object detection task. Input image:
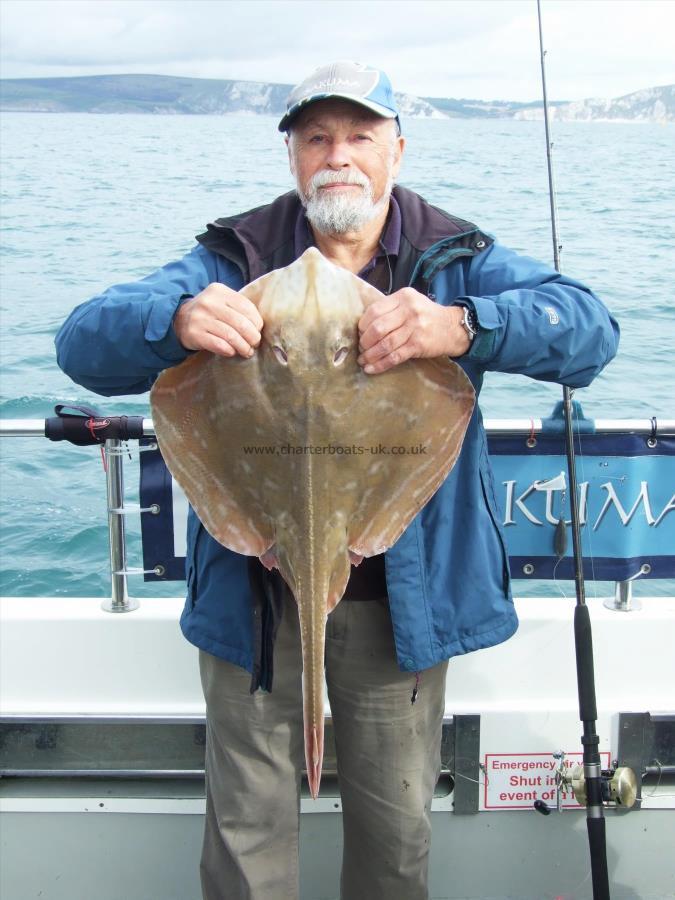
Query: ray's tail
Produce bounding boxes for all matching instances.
[304,719,324,800]
[299,612,327,799]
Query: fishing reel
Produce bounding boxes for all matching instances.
[533,751,638,815]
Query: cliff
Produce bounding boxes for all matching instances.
[1,75,672,122]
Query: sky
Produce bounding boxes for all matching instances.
[1,0,674,103]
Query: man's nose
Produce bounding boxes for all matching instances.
[324,140,351,168]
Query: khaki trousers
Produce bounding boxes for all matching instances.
[199,593,448,900]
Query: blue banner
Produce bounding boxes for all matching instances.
[487,432,675,581]
[140,432,675,583]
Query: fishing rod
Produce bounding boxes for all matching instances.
[535,3,613,898]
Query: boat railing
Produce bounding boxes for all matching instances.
[1,414,674,614]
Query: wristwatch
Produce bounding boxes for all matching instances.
[459,305,479,343]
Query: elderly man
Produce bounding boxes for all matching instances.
[56,61,619,900]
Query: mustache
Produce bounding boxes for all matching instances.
[307,169,370,196]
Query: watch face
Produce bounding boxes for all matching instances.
[462,306,478,339]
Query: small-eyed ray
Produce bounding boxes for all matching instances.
[151,247,475,798]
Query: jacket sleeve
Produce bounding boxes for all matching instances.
[55,245,235,396]
[458,240,620,387]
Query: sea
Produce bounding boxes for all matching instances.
[0,112,673,599]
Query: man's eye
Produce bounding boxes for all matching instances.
[354,134,372,142]
[309,135,325,144]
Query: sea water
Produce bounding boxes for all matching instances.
[0,112,673,597]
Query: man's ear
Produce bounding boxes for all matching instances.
[391,135,405,180]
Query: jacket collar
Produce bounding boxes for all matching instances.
[195,185,491,285]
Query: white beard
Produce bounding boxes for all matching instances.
[297,168,393,235]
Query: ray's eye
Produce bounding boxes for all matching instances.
[272,345,288,366]
[333,347,349,366]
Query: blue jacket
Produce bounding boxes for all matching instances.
[55,187,619,679]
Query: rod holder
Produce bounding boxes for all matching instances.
[101,438,139,613]
[605,564,650,612]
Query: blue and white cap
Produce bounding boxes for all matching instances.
[278,60,400,133]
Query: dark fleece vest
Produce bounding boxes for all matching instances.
[194,185,492,692]
[196,185,492,292]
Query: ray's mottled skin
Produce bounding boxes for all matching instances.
[150,247,475,798]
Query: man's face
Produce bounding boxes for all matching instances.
[286,99,404,235]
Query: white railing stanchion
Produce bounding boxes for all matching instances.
[102,438,139,613]
[605,564,650,613]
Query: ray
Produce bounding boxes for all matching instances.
[150,247,475,798]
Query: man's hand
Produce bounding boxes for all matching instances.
[357,288,470,374]
[173,283,263,357]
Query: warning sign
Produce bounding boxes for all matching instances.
[484,752,611,810]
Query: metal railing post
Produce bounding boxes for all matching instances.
[101,438,139,613]
[605,564,650,613]
[613,580,636,612]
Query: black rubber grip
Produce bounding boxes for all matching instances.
[574,604,598,722]
[45,415,145,445]
[587,816,610,899]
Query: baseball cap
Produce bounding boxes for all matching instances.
[278,60,400,133]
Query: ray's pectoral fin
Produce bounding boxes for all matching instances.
[344,356,476,559]
[149,348,277,559]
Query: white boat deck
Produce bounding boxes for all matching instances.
[1,594,674,899]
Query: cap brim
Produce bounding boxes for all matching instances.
[278,93,398,132]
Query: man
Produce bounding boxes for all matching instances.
[56,61,619,900]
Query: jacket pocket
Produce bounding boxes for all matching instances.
[479,465,511,595]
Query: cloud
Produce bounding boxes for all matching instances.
[0,0,518,67]
[1,0,673,101]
